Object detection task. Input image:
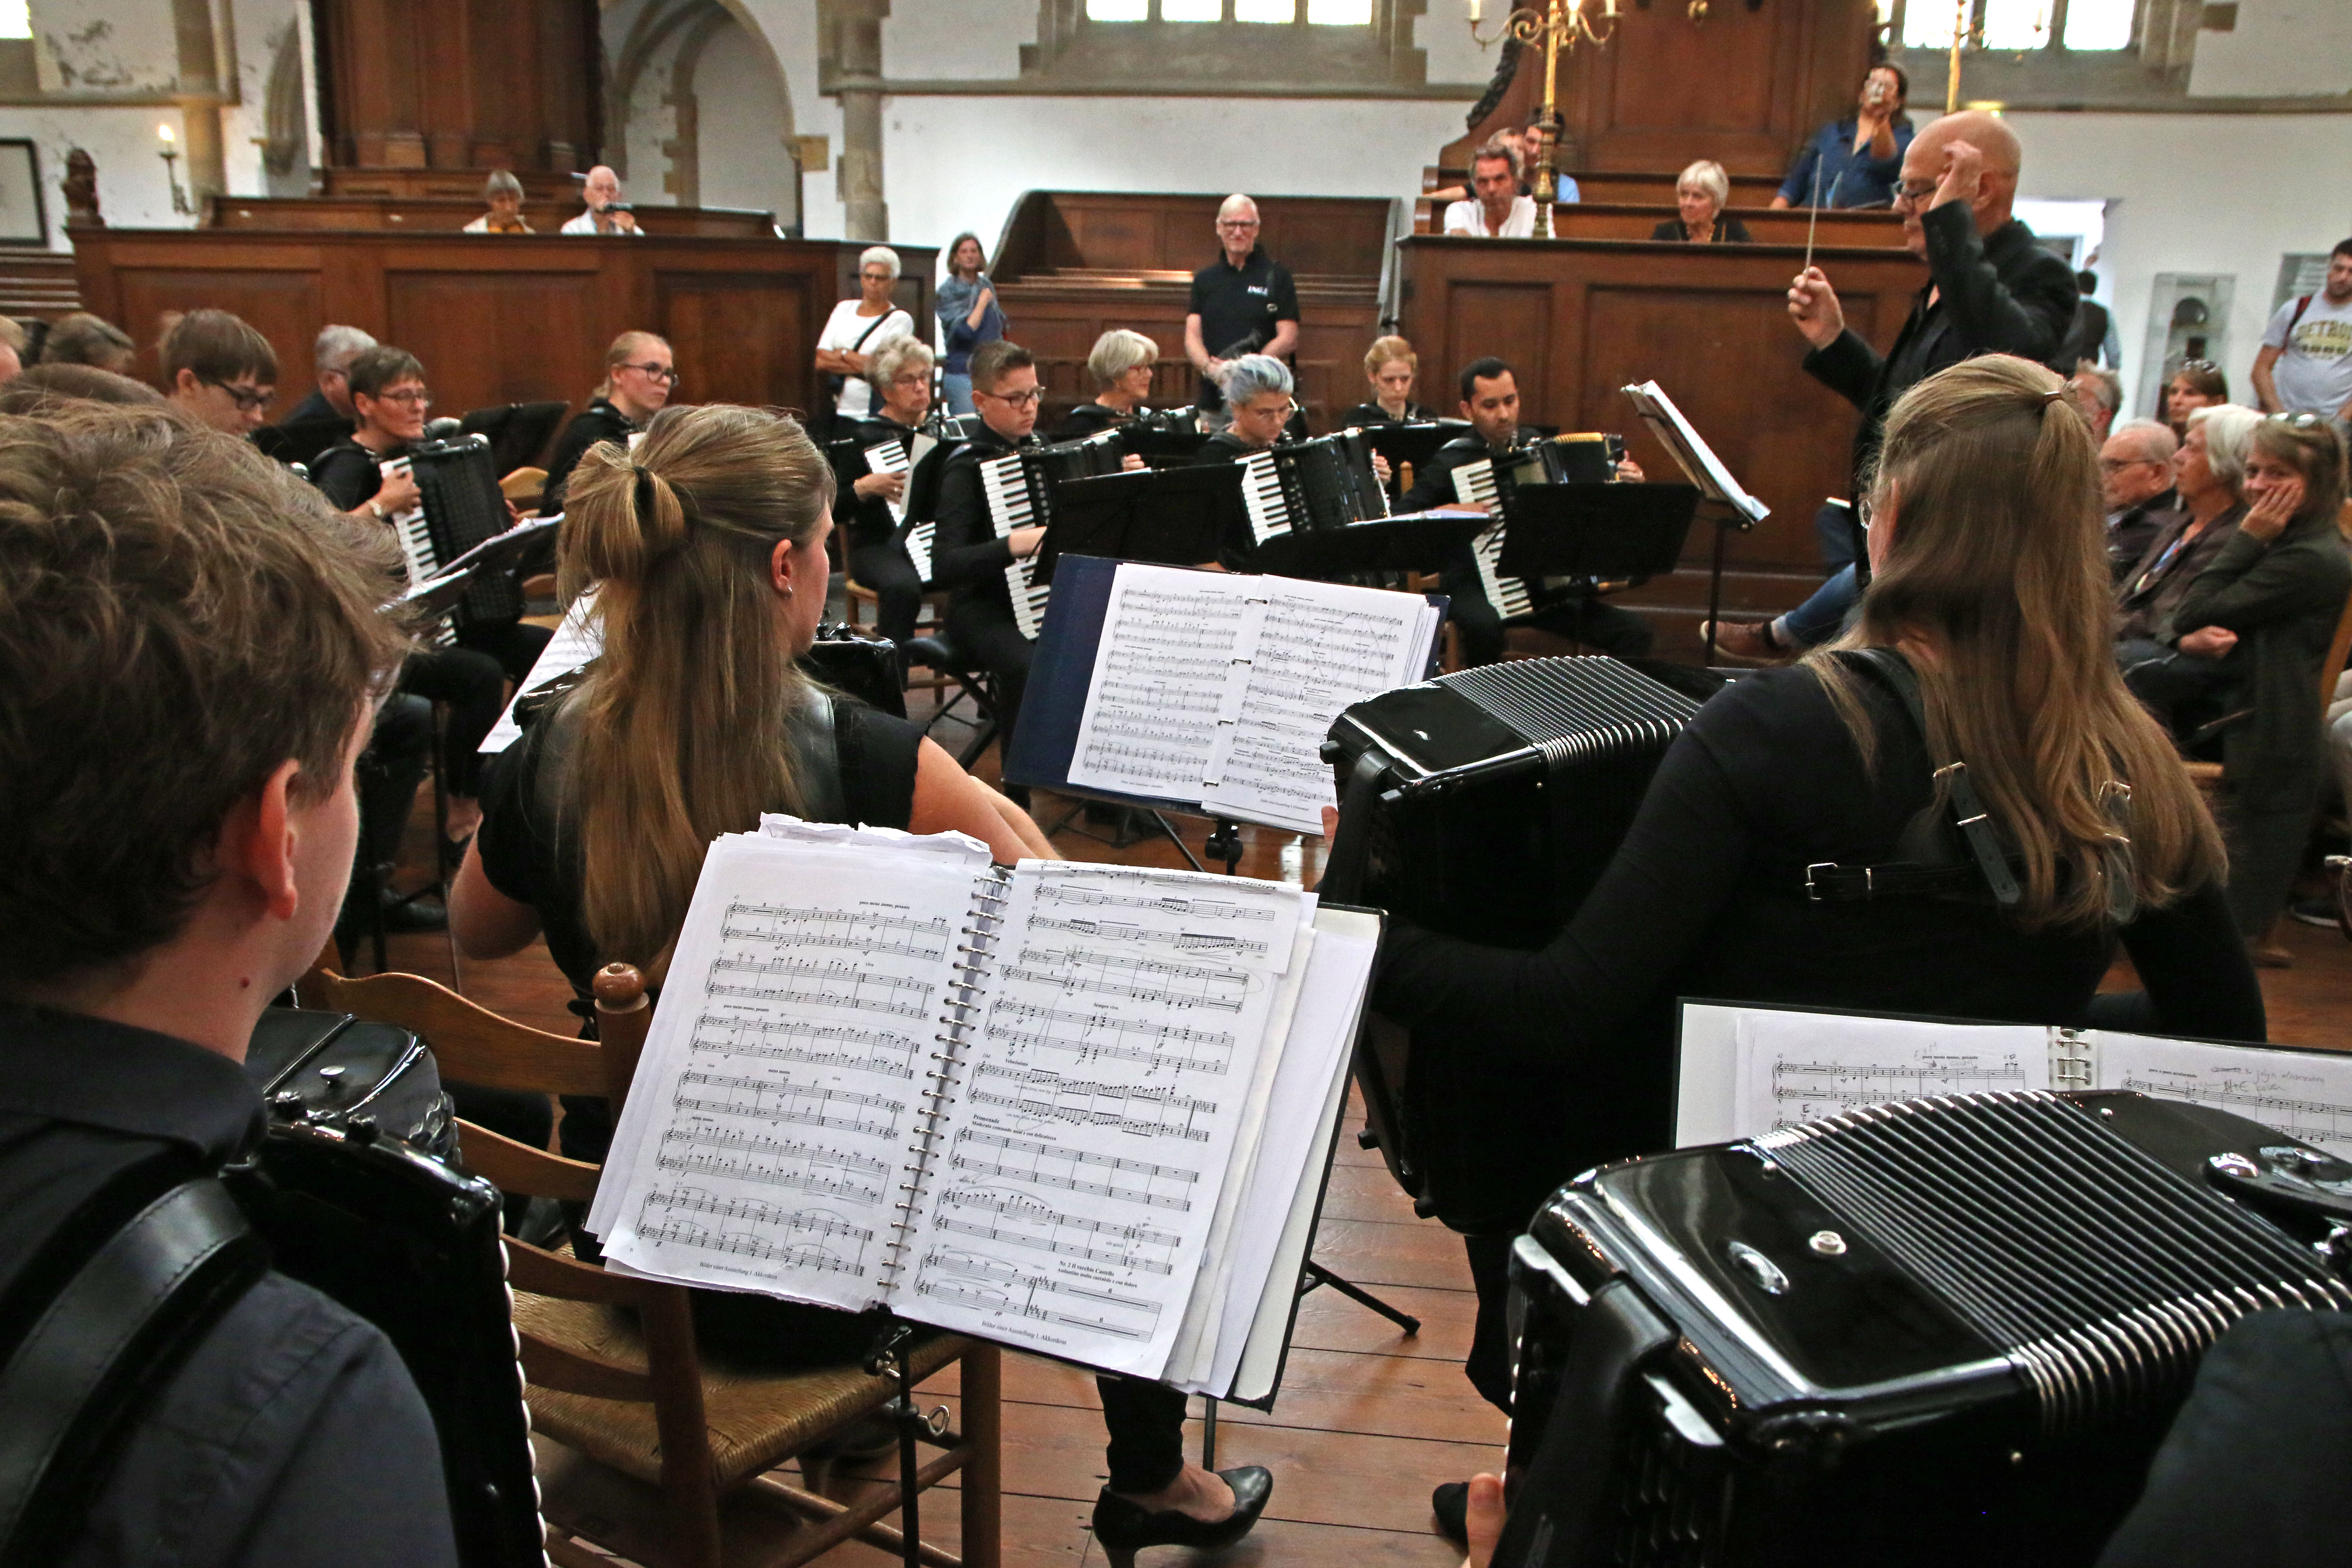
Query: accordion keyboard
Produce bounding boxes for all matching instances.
[980,451,1052,640]
[1451,457,1533,619]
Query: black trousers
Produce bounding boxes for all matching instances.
[1441,558,1656,668]
[456,616,554,685]
[359,693,435,867]
[946,597,1034,763]
[395,645,505,797]
[1463,1232,1516,1414]
[850,536,926,645]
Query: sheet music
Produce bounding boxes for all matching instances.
[2090,1031,2352,1161]
[1201,579,1438,836]
[480,589,603,753]
[897,861,1304,1378]
[1063,565,1252,800]
[1731,1009,2042,1135]
[592,829,998,1309]
[1622,380,1770,526]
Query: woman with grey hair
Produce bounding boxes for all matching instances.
[1192,354,1296,467]
[816,243,913,425]
[843,333,938,642]
[2116,403,2262,730]
[1651,160,1750,244]
[1056,328,1160,440]
[464,168,533,233]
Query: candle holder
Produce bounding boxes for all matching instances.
[1466,0,1618,239]
[157,124,192,217]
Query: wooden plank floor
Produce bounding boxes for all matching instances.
[375,665,2352,1568]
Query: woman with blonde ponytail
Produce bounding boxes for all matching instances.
[448,404,1259,1544]
[1370,356,2262,1511]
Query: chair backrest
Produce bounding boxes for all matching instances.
[297,949,615,1102]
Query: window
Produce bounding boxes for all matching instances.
[2062,0,2132,49]
[0,1,27,41]
[1897,0,2132,51]
[1084,0,1376,19]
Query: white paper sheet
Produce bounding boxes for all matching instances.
[480,589,603,753]
[1730,1009,2043,1137]
[2090,1030,2352,1161]
[1064,565,1252,800]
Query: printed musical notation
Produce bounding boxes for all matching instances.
[722,900,951,962]
[671,1069,904,1140]
[655,1124,891,1205]
[913,1249,1163,1339]
[1002,945,1251,1013]
[708,953,936,1019]
[638,1188,876,1273]
[987,999,1237,1075]
[1029,914,1266,960]
[1034,882,1277,923]
[967,1059,1218,1140]
[688,1013,923,1080]
[1067,569,1250,800]
[934,1186,1182,1273]
[1730,1011,2046,1138]
[1763,1056,2033,1132]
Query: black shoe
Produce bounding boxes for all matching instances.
[1091,1466,1272,1568]
[381,887,448,932]
[2290,895,2342,929]
[1432,1480,1469,1547]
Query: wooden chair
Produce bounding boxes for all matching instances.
[298,949,1002,1568]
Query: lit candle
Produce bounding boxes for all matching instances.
[1604,0,1617,13]
[157,122,175,146]
[1467,0,1482,20]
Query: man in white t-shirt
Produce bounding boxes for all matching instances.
[560,166,642,236]
[1443,142,1537,240]
[2253,239,2352,425]
[815,245,915,422]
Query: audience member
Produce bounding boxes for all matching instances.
[159,308,277,436]
[2163,359,2230,440]
[1398,355,1651,665]
[39,310,136,374]
[1652,160,1751,244]
[2070,361,2120,442]
[288,323,376,425]
[1520,118,1579,202]
[2055,268,2121,370]
[1342,334,1435,425]
[0,314,23,383]
[542,330,676,514]
[2116,404,2259,670]
[844,332,936,643]
[2100,418,2182,582]
[1712,110,2078,659]
[1444,137,1537,239]
[2252,239,2352,429]
[1057,328,1159,440]
[935,233,1006,417]
[817,245,915,428]
[1185,195,1299,426]
[560,165,640,235]
[1772,64,1913,209]
[1373,355,2258,1542]
[463,168,533,233]
[0,402,457,1568]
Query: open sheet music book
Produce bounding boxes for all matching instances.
[1620,381,1770,527]
[1045,561,1442,836]
[1675,1001,2352,1160]
[586,820,1381,1396]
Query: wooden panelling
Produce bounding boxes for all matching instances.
[995,192,1392,287]
[1397,233,1923,578]
[210,196,775,239]
[1414,201,1907,249]
[314,0,599,177]
[1425,168,1788,206]
[68,227,930,428]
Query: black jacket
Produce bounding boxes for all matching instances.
[1804,202,2080,493]
[305,437,396,513]
[1649,215,1754,244]
[0,1005,456,1568]
[540,396,638,515]
[841,415,921,551]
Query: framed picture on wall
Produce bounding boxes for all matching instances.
[0,141,45,246]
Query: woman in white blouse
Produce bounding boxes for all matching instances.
[814,245,914,424]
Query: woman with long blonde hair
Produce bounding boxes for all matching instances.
[449,402,1268,1554]
[1369,354,2262,1542]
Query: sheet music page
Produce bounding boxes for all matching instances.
[1730,1009,2044,1138]
[1063,565,1251,800]
[894,861,1305,1379]
[1624,381,1770,526]
[1202,578,1435,836]
[2091,1032,2352,1160]
[591,829,995,1310]
[480,589,603,753]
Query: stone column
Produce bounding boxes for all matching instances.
[834,0,888,240]
[171,0,227,204]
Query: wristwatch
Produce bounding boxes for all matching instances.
[365,498,385,521]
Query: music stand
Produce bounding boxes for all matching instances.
[1620,382,1770,665]
[389,565,483,629]
[460,401,570,474]
[1032,465,1245,586]
[1492,484,1699,582]
[1357,420,1469,481]
[1250,508,1489,580]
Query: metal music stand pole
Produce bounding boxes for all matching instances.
[1704,499,1731,666]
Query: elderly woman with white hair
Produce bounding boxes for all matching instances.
[815,244,914,425]
[464,169,532,234]
[1056,328,1161,440]
[1651,161,1752,245]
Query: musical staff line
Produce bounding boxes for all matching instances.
[1026,916,1264,960]
[986,998,1237,1075]
[721,900,951,962]
[1032,883,1277,922]
[655,1125,888,1204]
[688,1014,922,1080]
[671,1070,903,1140]
[1005,945,1250,1012]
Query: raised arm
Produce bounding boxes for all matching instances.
[1920,201,2074,364]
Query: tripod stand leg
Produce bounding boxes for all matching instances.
[1301,1260,1421,1335]
[1149,811,1207,873]
[1201,1396,1217,1470]
[1705,511,1729,667]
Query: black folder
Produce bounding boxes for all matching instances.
[1249,508,1489,580]
[1031,466,1246,587]
[1494,483,1700,581]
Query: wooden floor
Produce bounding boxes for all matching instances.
[372,667,2352,1568]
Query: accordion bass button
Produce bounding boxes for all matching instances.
[1807,1230,1847,1257]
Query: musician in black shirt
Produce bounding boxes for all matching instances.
[1366,358,2261,1538]
[842,333,935,643]
[540,331,676,515]
[1396,357,1652,665]
[1185,196,1299,419]
[1341,335,1436,426]
[1056,328,1161,442]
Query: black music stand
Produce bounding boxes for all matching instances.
[460,400,570,475]
[1357,420,1470,492]
[1620,382,1770,665]
[1250,507,1489,580]
[1492,483,1700,583]
[1032,465,1246,586]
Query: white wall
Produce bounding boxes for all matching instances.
[735,0,843,237]
[0,104,192,242]
[696,20,799,224]
[2012,110,2352,418]
[2190,0,2352,98]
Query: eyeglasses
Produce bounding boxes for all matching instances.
[2100,456,2165,472]
[861,271,896,286]
[890,372,931,389]
[202,377,273,412]
[619,361,680,383]
[1243,400,1299,422]
[979,386,1044,408]
[1216,219,1260,231]
[1890,179,1939,205]
[2269,410,2329,429]
[373,387,431,407]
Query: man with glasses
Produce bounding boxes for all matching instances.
[160,308,279,435]
[2252,239,2352,431]
[1184,195,1299,431]
[2100,419,2182,584]
[560,165,643,236]
[542,331,677,514]
[1709,110,2078,661]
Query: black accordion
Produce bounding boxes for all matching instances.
[1500,1090,2352,1568]
[1119,405,1210,466]
[980,431,1128,639]
[406,431,523,626]
[1239,430,1390,547]
[1321,656,1700,1232]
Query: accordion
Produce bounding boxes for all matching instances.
[1321,656,1701,1232]
[399,432,523,627]
[1452,434,1628,619]
[1500,1090,2352,1568]
[1239,430,1390,547]
[1118,405,1210,466]
[980,431,1127,639]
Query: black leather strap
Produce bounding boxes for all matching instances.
[0,1177,265,1564]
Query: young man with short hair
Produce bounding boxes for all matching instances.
[0,403,457,1567]
[160,308,279,435]
[2253,239,2352,428]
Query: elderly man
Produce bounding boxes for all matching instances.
[560,166,641,236]
[2070,362,2120,442]
[1708,109,2079,660]
[2101,418,2182,582]
[464,169,533,233]
[1184,195,1298,428]
[285,323,375,426]
[2252,238,2352,427]
[1444,138,1537,239]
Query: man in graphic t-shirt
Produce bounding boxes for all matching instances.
[2253,239,2352,428]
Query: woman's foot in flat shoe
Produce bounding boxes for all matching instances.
[1092,1464,1272,1568]
[1698,619,1784,665]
